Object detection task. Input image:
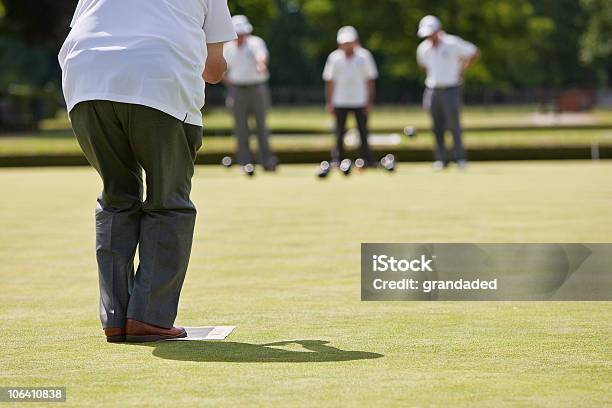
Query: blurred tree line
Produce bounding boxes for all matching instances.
[232,0,611,95]
[0,0,610,118]
[0,0,74,127]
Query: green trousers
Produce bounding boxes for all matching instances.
[70,100,202,329]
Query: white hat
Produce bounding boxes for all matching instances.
[232,15,253,35]
[337,26,359,44]
[417,15,441,38]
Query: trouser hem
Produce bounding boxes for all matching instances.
[125,314,174,330]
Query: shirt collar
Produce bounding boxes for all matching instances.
[425,31,447,49]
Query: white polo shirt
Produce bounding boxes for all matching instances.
[322,47,378,108]
[224,36,269,85]
[58,0,236,127]
[416,32,477,89]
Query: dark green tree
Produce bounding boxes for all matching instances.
[0,0,607,105]
[0,0,75,90]
[299,0,555,91]
[532,0,595,87]
[580,0,612,86]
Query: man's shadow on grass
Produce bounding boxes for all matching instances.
[131,340,383,363]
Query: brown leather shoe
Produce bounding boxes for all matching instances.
[104,327,126,343]
[125,318,187,342]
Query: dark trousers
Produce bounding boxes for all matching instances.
[70,100,202,329]
[423,86,466,164]
[333,107,373,165]
[230,83,276,168]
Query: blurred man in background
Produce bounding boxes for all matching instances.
[323,26,378,169]
[417,15,480,170]
[224,15,277,174]
[59,0,235,342]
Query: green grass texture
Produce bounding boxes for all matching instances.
[1,162,611,407]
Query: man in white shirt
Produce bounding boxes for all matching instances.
[323,26,378,168]
[223,15,277,173]
[416,15,480,169]
[58,0,236,343]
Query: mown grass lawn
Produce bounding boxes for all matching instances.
[1,128,611,156]
[2,106,610,156]
[39,105,612,132]
[0,162,611,406]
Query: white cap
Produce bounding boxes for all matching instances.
[232,15,253,35]
[337,26,358,44]
[417,15,441,38]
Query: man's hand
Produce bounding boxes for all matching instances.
[255,53,268,75]
[326,102,335,114]
[256,61,268,74]
[203,42,227,84]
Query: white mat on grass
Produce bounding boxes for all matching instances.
[345,131,401,147]
[166,326,235,341]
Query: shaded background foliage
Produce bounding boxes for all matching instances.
[0,0,610,104]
